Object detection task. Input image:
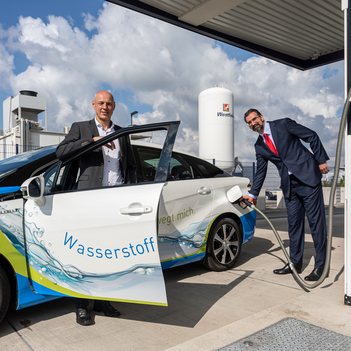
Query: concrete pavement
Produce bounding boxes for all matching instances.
[0,210,348,350]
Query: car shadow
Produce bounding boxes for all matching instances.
[0,263,254,332]
[1,297,74,336]
[115,262,254,327]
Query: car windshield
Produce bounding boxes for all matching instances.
[0,146,57,177]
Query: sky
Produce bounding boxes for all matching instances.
[0,0,345,165]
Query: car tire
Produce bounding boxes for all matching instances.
[204,218,242,272]
[0,266,10,324]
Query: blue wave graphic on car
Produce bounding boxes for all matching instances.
[0,204,161,296]
[158,215,213,248]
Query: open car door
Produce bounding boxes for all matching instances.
[21,122,179,306]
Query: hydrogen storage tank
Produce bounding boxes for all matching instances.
[198,86,234,171]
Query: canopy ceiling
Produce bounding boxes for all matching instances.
[107,0,344,71]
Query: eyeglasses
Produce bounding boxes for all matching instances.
[246,115,261,126]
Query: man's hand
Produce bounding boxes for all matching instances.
[319,162,329,174]
[93,136,116,150]
[242,195,253,203]
[240,195,253,207]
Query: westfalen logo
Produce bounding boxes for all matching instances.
[223,104,229,112]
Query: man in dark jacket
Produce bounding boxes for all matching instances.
[56,90,137,325]
[56,90,136,189]
[243,108,329,282]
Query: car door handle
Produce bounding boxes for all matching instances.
[198,187,211,195]
[120,206,153,215]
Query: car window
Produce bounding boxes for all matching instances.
[183,154,231,178]
[135,146,194,182]
[57,161,80,191]
[135,146,161,182]
[43,164,59,195]
[168,154,193,180]
[44,160,81,195]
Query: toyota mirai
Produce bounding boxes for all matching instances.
[0,121,255,322]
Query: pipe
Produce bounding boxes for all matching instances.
[20,118,24,154]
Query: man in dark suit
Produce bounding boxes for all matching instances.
[56,90,137,326]
[56,91,136,189]
[243,108,329,282]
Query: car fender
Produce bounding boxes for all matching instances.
[205,177,256,244]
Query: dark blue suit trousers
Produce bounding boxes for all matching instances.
[285,175,327,269]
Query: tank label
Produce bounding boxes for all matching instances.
[217,112,234,117]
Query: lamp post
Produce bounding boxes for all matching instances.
[130,111,138,126]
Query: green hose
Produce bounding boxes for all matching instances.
[245,88,350,289]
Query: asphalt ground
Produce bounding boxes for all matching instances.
[0,206,348,351]
[256,207,344,238]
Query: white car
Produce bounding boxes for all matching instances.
[0,121,256,321]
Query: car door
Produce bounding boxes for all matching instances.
[22,122,179,306]
[158,178,214,268]
[140,150,214,268]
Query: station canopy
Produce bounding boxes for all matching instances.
[107,0,344,71]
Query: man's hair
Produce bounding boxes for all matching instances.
[244,108,262,122]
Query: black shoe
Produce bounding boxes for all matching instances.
[273,263,302,275]
[76,307,92,326]
[93,301,121,317]
[304,268,328,281]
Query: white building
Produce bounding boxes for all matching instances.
[1,91,68,160]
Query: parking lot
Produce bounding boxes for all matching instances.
[0,207,348,351]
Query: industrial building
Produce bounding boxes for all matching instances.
[0,90,67,160]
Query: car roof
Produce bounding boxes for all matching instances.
[131,139,198,159]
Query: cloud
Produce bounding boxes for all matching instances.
[0,25,15,90]
[0,3,345,166]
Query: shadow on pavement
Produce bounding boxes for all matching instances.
[116,263,254,327]
[1,263,254,332]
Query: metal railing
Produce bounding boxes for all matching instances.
[232,162,280,190]
[0,144,41,160]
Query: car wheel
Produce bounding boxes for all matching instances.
[204,218,242,271]
[0,266,10,324]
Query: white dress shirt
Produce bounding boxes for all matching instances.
[261,122,277,149]
[95,118,123,186]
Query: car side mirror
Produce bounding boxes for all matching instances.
[21,176,46,207]
[227,185,243,203]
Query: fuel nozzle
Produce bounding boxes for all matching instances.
[239,197,256,209]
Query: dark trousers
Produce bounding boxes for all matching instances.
[75,298,89,308]
[284,175,327,270]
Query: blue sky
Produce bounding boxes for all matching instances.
[0,0,104,107]
[0,0,103,30]
[0,0,345,163]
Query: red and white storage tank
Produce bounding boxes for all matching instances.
[198,85,234,171]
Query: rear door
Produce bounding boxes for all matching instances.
[157,153,214,268]
[134,146,215,267]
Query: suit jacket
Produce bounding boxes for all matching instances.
[250,118,329,198]
[56,119,137,189]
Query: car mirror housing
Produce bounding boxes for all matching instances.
[21,176,46,207]
[227,185,243,203]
